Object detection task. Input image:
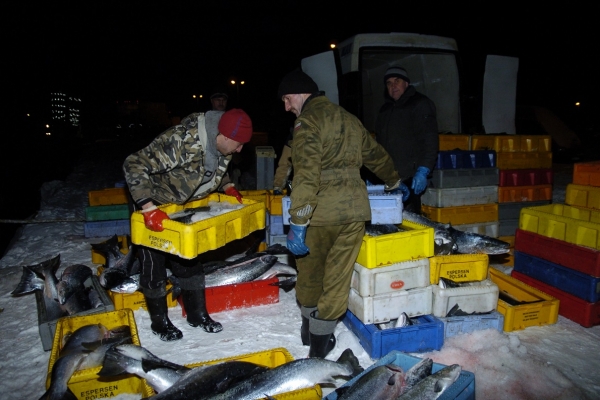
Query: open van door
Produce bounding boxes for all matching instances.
[301,50,339,105]
[482,55,519,134]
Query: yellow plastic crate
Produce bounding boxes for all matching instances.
[45,309,153,398]
[422,203,498,225]
[130,194,266,259]
[496,152,553,169]
[565,183,600,211]
[573,160,600,187]
[91,235,129,264]
[498,235,515,247]
[240,189,269,206]
[498,184,553,203]
[518,135,552,152]
[88,187,129,206]
[519,203,600,250]
[268,190,286,215]
[184,348,322,400]
[489,268,559,332]
[438,134,470,151]
[429,254,489,284]
[470,134,551,153]
[356,220,434,268]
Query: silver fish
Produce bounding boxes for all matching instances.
[335,364,405,399]
[364,223,401,237]
[399,364,461,399]
[87,287,105,308]
[11,255,67,321]
[255,261,298,280]
[99,344,189,393]
[205,255,278,287]
[98,247,139,290]
[56,264,93,305]
[205,348,364,400]
[109,273,140,294]
[403,357,434,393]
[402,210,509,255]
[377,312,414,330]
[169,206,211,223]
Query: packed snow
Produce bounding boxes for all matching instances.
[0,146,598,400]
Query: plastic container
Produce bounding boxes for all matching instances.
[498,184,553,203]
[429,254,489,285]
[452,220,500,238]
[513,251,600,303]
[44,309,153,398]
[498,200,551,221]
[488,267,559,332]
[430,168,499,189]
[438,133,470,151]
[422,203,498,225]
[470,134,551,153]
[438,310,504,338]
[421,186,498,207]
[351,259,430,297]
[498,168,553,186]
[37,275,114,351]
[496,152,553,169]
[88,187,129,206]
[256,146,276,190]
[85,204,130,221]
[514,229,600,277]
[130,194,266,259]
[84,219,131,238]
[324,350,476,400]
[565,183,600,211]
[356,220,434,268]
[267,211,285,235]
[435,149,496,169]
[511,271,600,328]
[90,235,129,264]
[347,286,433,324]
[431,279,499,318]
[573,160,600,187]
[519,203,600,250]
[342,310,444,358]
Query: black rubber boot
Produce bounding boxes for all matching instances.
[179,274,223,333]
[143,286,182,342]
[308,310,337,358]
[300,306,316,346]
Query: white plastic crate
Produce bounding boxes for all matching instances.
[282,187,403,225]
[431,279,499,318]
[421,186,498,207]
[351,259,430,297]
[347,285,433,324]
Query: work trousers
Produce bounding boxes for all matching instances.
[295,221,365,320]
[137,246,203,289]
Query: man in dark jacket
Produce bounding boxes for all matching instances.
[278,70,408,358]
[375,66,439,213]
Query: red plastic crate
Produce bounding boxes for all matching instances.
[573,161,600,187]
[179,277,279,316]
[515,229,600,277]
[511,270,600,328]
[499,168,554,187]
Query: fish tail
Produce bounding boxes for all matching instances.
[11,266,42,295]
[336,348,364,377]
[98,347,130,377]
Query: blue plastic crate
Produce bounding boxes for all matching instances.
[342,310,444,359]
[438,311,504,338]
[324,350,475,400]
[436,149,496,169]
[514,251,600,303]
[84,220,131,238]
[267,211,285,235]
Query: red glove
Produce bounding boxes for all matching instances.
[225,186,243,204]
[142,206,170,232]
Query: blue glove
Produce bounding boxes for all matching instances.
[412,166,430,195]
[287,221,309,256]
[273,189,283,195]
[397,182,410,202]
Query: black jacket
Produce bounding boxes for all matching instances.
[375,85,439,179]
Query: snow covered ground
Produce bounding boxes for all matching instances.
[0,145,599,399]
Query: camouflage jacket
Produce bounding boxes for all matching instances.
[123,111,232,206]
[289,94,400,226]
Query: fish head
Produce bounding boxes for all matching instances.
[55,281,71,304]
[457,232,510,255]
[99,268,129,289]
[434,229,457,255]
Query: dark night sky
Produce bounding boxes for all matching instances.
[4,2,598,135]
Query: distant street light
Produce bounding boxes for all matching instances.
[230,79,245,102]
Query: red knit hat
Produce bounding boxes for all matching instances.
[218,109,253,143]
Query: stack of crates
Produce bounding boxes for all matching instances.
[85,185,131,238]
[425,135,499,237]
[471,134,553,267]
[510,161,600,328]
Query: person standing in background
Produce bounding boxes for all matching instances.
[375,66,439,214]
[210,89,228,111]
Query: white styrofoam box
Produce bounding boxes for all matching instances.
[282,188,403,225]
[348,285,433,324]
[421,186,498,207]
[431,279,499,318]
[351,259,430,297]
[452,221,500,238]
[267,211,285,235]
[266,232,287,246]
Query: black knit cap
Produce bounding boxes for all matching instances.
[383,66,410,84]
[277,70,319,99]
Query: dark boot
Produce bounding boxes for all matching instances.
[300,306,316,346]
[179,274,222,333]
[308,310,337,358]
[143,286,182,342]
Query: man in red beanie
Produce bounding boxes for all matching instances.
[123,108,253,341]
